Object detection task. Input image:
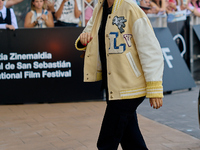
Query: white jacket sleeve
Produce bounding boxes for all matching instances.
[10,8,18,29]
[132,17,164,98]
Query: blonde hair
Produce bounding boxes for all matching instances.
[31,0,45,10]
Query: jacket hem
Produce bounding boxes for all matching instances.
[120,93,146,99]
[120,87,146,99]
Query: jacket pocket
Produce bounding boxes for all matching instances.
[126,52,141,77]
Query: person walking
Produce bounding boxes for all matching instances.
[75,0,164,149]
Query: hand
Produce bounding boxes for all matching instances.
[169,2,176,10]
[180,4,187,10]
[159,8,165,12]
[46,1,55,11]
[149,98,163,109]
[36,16,41,21]
[151,6,157,14]
[6,24,15,30]
[80,32,93,46]
[41,14,47,21]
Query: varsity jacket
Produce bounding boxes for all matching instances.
[75,0,164,100]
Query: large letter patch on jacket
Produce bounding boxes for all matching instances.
[109,32,126,54]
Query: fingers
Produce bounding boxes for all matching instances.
[6,25,15,30]
[41,15,46,20]
[150,98,163,109]
[80,33,93,46]
[87,33,91,44]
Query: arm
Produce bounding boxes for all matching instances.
[166,3,177,13]
[54,0,66,20]
[190,8,200,17]
[44,11,54,27]
[46,1,55,12]
[170,3,178,11]
[132,17,164,101]
[160,0,166,11]
[75,4,98,50]
[10,8,18,29]
[74,0,81,18]
[75,16,94,50]
[180,0,189,10]
[4,8,18,30]
[150,2,160,14]
[24,12,38,28]
[0,24,7,29]
[5,0,23,8]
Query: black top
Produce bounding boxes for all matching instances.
[98,1,113,90]
[0,8,11,25]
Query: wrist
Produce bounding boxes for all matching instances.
[33,20,38,26]
[192,9,194,13]
[6,24,9,28]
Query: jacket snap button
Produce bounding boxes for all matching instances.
[111,96,113,98]
[107,54,109,56]
[110,91,113,94]
[106,34,108,37]
[108,72,111,75]
[109,16,111,19]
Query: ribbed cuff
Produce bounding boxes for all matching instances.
[146,81,163,98]
[75,37,86,51]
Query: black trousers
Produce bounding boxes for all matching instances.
[97,96,148,150]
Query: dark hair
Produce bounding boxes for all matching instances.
[196,0,200,7]
[152,0,162,7]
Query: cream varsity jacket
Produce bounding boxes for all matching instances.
[75,0,164,100]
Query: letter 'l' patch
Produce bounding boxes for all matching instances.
[123,34,132,47]
[109,32,126,54]
[112,16,127,33]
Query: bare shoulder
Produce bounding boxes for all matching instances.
[26,11,34,18]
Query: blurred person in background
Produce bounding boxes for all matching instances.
[0,0,18,30]
[85,0,93,25]
[179,0,190,10]
[139,0,157,14]
[24,0,54,28]
[54,0,82,27]
[44,0,55,12]
[44,0,56,21]
[166,0,178,13]
[4,0,24,8]
[187,0,200,16]
[151,0,166,14]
